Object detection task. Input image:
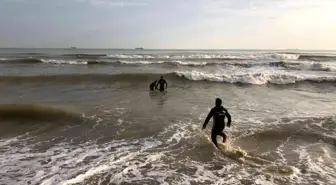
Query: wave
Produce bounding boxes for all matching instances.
[118,60,336,72]
[65,52,336,61]
[276,52,336,61]
[0,58,109,65]
[0,58,44,64]
[0,57,258,66]
[238,116,336,145]
[0,72,335,85]
[117,60,165,65]
[271,53,300,60]
[62,54,108,59]
[107,54,254,60]
[117,60,208,66]
[3,52,336,62]
[0,58,166,65]
[298,54,336,61]
[174,71,336,85]
[0,74,162,84]
[1,57,335,72]
[20,52,47,55]
[108,54,155,59]
[0,104,83,122]
[281,62,336,72]
[42,59,109,65]
[114,60,336,72]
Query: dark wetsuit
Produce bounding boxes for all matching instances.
[149,81,156,91]
[203,106,231,147]
[156,79,167,92]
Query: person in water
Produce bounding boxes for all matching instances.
[202,98,232,148]
[155,76,168,92]
[149,80,157,91]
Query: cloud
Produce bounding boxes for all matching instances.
[1,0,335,49]
[203,0,335,17]
[74,0,149,7]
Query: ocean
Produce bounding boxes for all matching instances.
[0,48,335,185]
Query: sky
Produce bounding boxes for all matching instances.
[0,0,336,49]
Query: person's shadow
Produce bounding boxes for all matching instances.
[149,90,168,106]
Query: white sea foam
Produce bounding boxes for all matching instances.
[41,59,87,65]
[117,60,164,65]
[174,70,336,84]
[104,53,307,61]
[107,54,154,59]
[1,118,336,185]
[283,61,336,72]
[0,58,9,61]
[117,60,209,66]
[172,60,208,66]
[63,165,110,185]
[271,54,300,60]
[0,137,19,147]
[0,137,162,185]
[294,144,336,184]
[108,54,257,60]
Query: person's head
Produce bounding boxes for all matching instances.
[215,98,222,107]
[160,76,163,79]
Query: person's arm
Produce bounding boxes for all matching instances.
[224,108,232,127]
[202,109,213,129]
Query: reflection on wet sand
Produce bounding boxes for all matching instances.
[149,91,169,105]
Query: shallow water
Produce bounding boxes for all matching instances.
[0,49,335,185]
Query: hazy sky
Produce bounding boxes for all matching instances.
[1,0,336,49]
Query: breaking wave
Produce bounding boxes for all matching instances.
[0,58,109,65]
[281,62,336,72]
[62,54,108,59]
[271,53,300,60]
[1,57,335,72]
[298,54,336,61]
[174,71,336,85]
[3,52,336,62]
[42,59,109,65]
[117,60,208,66]
[0,72,335,85]
[276,52,336,61]
[0,58,44,64]
[59,52,336,62]
[0,104,83,122]
[108,54,254,60]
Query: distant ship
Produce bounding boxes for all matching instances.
[135,47,144,50]
[70,47,77,49]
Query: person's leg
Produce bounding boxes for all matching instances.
[218,132,226,143]
[211,131,218,148]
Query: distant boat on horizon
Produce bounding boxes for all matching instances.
[135,47,144,50]
[70,47,77,49]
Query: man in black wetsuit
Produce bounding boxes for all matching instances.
[155,76,168,92]
[149,80,157,91]
[202,98,232,148]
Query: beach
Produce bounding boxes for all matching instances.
[0,48,335,185]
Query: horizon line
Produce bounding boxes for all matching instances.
[0,47,336,51]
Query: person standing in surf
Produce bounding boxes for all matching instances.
[155,76,168,92]
[149,80,157,91]
[202,98,231,148]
